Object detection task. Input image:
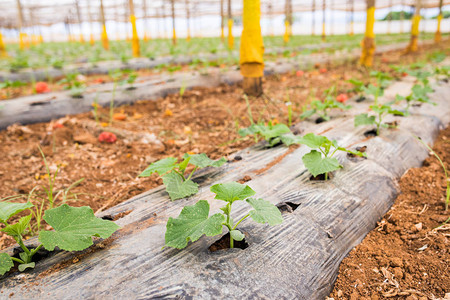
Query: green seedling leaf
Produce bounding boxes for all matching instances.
[296,133,329,149]
[302,150,342,177]
[0,253,13,275]
[38,204,120,251]
[300,109,317,120]
[280,133,303,146]
[165,200,225,249]
[139,157,178,177]
[162,172,199,201]
[0,202,33,223]
[210,182,256,203]
[18,262,35,272]
[259,124,291,141]
[246,198,283,226]
[1,215,32,239]
[354,113,376,127]
[230,230,245,241]
[183,153,227,168]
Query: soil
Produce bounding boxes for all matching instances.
[329,126,450,300]
[0,42,448,259]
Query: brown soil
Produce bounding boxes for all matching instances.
[0,42,448,254]
[329,126,450,300]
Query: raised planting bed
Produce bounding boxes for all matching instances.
[0,41,433,130]
[0,73,448,299]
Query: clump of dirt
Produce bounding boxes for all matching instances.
[329,126,450,299]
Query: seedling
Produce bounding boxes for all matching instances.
[370,71,392,90]
[164,182,283,249]
[0,202,119,275]
[348,78,365,99]
[395,84,435,113]
[119,69,138,90]
[297,133,366,180]
[300,87,352,121]
[414,136,449,211]
[354,104,404,136]
[139,153,226,201]
[238,122,298,147]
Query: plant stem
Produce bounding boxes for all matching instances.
[186,166,199,181]
[11,257,25,264]
[30,244,43,256]
[325,172,328,181]
[17,237,31,257]
[232,214,250,230]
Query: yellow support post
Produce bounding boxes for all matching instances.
[87,0,95,45]
[227,0,234,49]
[100,0,109,50]
[143,0,150,41]
[406,0,421,52]
[349,0,354,35]
[283,0,292,43]
[0,31,7,57]
[75,0,85,43]
[185,0,191,42]
[322,0,326,41]
[360,0,375,67]
[312,0,316,36]
[435,0,443,43]
[240,0,264,97]
[129,0,140,57]
[171,0,177,45]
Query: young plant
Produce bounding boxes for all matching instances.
[0,202,119,275]
[414,136,449,211]
[164,182,283,249]
[348,78,365,100]
[370,71,392,90]
[238,121,299,147]
[297,133,367,180]
[354,104,404,136]
[119,69,138,90]
[300,87,352,121]
[139,153,226,201]
[395,84,435,113]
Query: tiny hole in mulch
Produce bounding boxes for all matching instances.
[126,86,137,91]
[232,155,242,162]
[277,202,300,213]
[101,210,132,221]
[315,117,326,124]
[356,96,366,102]
[412,103,422,107]
[237,175,252,184]
[71,95,84,99]
[364,129,378,137]
[310,173,334,181]
[209,233,249,252]
[347,146,368,161]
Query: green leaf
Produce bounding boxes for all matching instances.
[0,253,13,275]
[18,262,35,272]
[238,124,265,137]
[162,172,199,201]
[183,153,226,168]
[302,150,342,177]
[260,124,291,141]
[139,157,178,177]
[0,202,33,223]
[1,214,32,238]
[165,200,225,249]
[280,133,303,146]
[297,133,329,149]
[246,198,283,226]
[210,182,256,203]
[354,113,376,127]
[230,230,245,241]
[38,204,120,251]
[300,109,316,120]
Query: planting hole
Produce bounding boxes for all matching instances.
[347,146,368,161]
[209,232,249,252]
[356,95,366,102]
[364,129,378,137]
[13,244,59,267]
[315,117,326,124]
[310,173,333,181]
[277,202,300,213]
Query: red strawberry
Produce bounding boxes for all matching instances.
[98,132,117,143]
[35,82,50,94]
[336,93,349,103]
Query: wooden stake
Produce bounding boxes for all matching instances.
[220,0,225,41]
[100,0,109,50]
[227,0,233,49]
[359,0,375,67]
[434,0,443,42]
[406,0,422,52]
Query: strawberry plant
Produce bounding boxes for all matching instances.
[139,153,226,201]
[354,104,404,136]
[0,203,119,275]
[164,182,283,249]
[300,87,352,121]
[297,133,367,180]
